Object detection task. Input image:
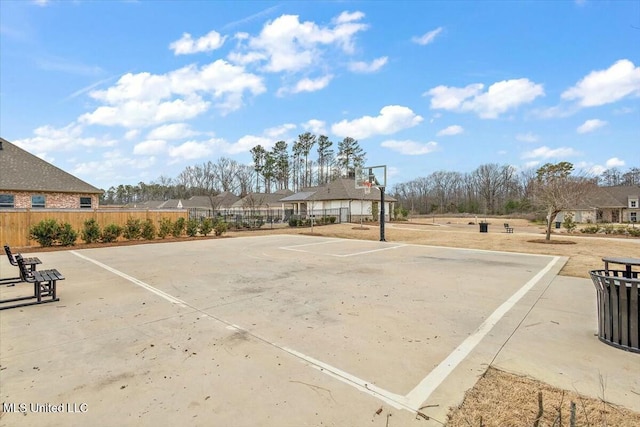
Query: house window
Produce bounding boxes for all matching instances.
[630,200,638,208]
[632,212,638,223]
[80,197,92,209]
[31,195,46,208]
[0,194,15,208]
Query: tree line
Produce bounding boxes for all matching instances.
[391,165,639,216]
[101,133,366,204]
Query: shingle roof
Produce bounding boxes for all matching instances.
[232,189,294,208]
[574,185,640,209]
[281,178,397,202]
[0,137,102,194]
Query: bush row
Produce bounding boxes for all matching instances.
[580,224,640,237]
[28,217,227,247]
[288,216,337,227]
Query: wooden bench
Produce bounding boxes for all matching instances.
[2,245,42,285]
[504,223,514,233]
[0,254,63,310]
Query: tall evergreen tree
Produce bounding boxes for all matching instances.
[337,137,365,178]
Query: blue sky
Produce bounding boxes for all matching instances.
[1,0,639,191]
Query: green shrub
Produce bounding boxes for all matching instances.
[172,217,186,237]
[628,227,640,237]
[101,224,122,243]
[158,217,173,239]
[602,224,615,235]
[329,216,337,224]
[214,220,228,236]
[81,218,101,244]
[562,214,577,234]
[58,223,78,246]
[580,225,600,234]
[123,218,142,240]
[29,219,60,247]
[200,217,214,236]
[289,216,298,227]
[141,219,156,240]
[186,219,199,237]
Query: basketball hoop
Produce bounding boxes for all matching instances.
[363,181,372,195]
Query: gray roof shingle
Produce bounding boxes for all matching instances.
[0,138,102,194]
[281,178,397,202]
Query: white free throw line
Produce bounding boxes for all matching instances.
[70,250,188,308]
[403,255,561,409]
[335,244,407,257]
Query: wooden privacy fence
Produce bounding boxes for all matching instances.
[0,209,188,248]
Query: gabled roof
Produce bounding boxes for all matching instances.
[574,185,640,209]
[281,178,397,202]
[232,189,294,208]
[0,137,102,194]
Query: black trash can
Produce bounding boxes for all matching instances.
[479,222,488,233]
[555,221,561,229]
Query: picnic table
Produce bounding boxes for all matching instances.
[602,256,640,279]
[590,256,640,353]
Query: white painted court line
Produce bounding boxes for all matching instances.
[335,244,407,257]
[69,250,412,410]
[70,250,189,308]
[70,247,563,415]
[403,255,562,409]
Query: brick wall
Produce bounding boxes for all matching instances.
[1,191,99,209]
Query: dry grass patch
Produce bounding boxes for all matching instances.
[447,367,640,427]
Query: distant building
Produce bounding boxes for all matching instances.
[280,178,397,222]
[0,138,102,209]
[560,185,640,223]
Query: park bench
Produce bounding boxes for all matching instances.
[2,245,42,285]
[504,223,514,233]
[0,254,63,310]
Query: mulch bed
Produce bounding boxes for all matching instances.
[527,239,577,245]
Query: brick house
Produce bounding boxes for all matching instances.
[0,138,102,209]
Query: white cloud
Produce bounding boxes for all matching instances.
[381,140,438,155]
[80,96,211,128]
[522,146,580,159]
[33,0,49,6]
[229,12,368,73]
[523,160,541,169]
[561,59,640,107]
[348,56,388,73]
[302,119,327,135]
[412,27,443,45]
[576,119,607,134]
[437,125,464,136]
[133,140,167,155]
[427,78,544,118]
[281,75,333,95]
[169,30,226,55]
[331,105,423,139]
[265,123,296,139]
[224,135,274,154]
[13,123,117,153]
[334,11,365,24]
[72,150,157,185]
[605,157,625,167]
[124,129,140,140]
[516,132,539,143]
[168,140,214,162]
[80,60,265,127]
[147,123,198,140]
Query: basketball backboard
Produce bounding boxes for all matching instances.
[355,165,387,189]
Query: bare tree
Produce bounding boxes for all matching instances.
[533,162,596,241]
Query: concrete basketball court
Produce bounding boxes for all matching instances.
[1,235,638,426]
